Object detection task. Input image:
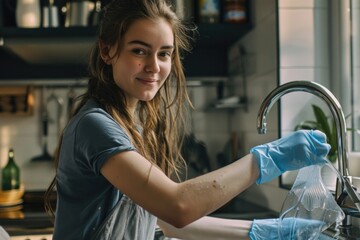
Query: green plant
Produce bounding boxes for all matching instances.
[294,104,338,163]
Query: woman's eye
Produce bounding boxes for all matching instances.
[159,51,172,58]
[132,48,146,55]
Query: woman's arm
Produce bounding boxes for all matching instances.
[101,130,330,228]
[157,216,252,240]
[100,151,259,228]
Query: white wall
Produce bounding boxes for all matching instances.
[279,0,330,135]
[227,0,288,212]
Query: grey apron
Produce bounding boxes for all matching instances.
[90,195,157,240]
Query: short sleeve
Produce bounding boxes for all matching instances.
[75,111,136,175]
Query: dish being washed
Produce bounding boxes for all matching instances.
[278,163,345,240]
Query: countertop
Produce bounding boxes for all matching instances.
[0,192,277,237]
[0,191,54,236]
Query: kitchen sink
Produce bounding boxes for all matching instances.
[209,197,278,220]
[210,211,277,220]
[319,176,360,239]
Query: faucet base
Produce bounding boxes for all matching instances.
[323,224,360,239]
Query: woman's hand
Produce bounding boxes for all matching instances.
[251,130,330,184]
[249,217,325,240]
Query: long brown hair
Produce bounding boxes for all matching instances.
[45,0,195,217]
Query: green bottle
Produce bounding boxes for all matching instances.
[2,149,20,190]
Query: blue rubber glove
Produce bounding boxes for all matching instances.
[249,217,325,240]
[251,130,330,184]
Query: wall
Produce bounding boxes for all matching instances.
[227,0,287,212]
[279,0,330,134]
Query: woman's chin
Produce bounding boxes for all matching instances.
[139,93,158,102]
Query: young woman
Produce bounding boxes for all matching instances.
[45,0,330,239]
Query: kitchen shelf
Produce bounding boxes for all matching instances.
[0,23,252,79]
[207,96,248,111]
[0,86,34,116]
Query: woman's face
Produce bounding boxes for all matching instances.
[103,18,174,108]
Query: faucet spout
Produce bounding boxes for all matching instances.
[257,81,360,214]
[256,81,349,177]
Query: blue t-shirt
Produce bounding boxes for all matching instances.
[53,99,136,240]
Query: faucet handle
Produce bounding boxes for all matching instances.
[337,176,360,212]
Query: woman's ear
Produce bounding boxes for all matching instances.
[99,41,112,64]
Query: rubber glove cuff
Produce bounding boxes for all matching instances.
[251,145,282,184]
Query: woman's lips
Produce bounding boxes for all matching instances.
[137,77,158,85]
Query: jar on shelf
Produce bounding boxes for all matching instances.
[222,0,247,23]
[198,0,220,23]
[16,0,41,28]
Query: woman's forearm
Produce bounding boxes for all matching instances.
[174,154,259,225]
[158,216,252,240]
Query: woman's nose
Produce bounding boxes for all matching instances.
[145,55,160,73]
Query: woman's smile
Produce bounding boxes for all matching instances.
[136,77,159,86]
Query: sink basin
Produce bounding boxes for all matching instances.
[210,211,277,220]
[321,176,360,239]
[209,197,278,220]
[321,224,360,239]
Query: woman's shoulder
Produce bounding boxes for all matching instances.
[75,99,114,124]
[66,99,123,136]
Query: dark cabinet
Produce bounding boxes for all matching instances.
[0,0,252,79]
[0,27,96,79]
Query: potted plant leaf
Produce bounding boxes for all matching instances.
[294,104,339,163]
[295,104,360,163]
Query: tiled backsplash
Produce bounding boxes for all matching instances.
[0,85,231,190]
[0,87,84,191]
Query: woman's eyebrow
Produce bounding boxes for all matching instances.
[128,40,174,49]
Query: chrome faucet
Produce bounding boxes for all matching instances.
[255,81,360,222]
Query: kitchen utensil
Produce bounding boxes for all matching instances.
[31,107,52,162]
[46,90,64,138]
[64,0,95,27]
[42,0,59,28]
[31,87,52,162]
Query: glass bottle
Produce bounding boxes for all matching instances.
[223,0,247,23]
[2,149,20,191]
[198,0,220,23]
